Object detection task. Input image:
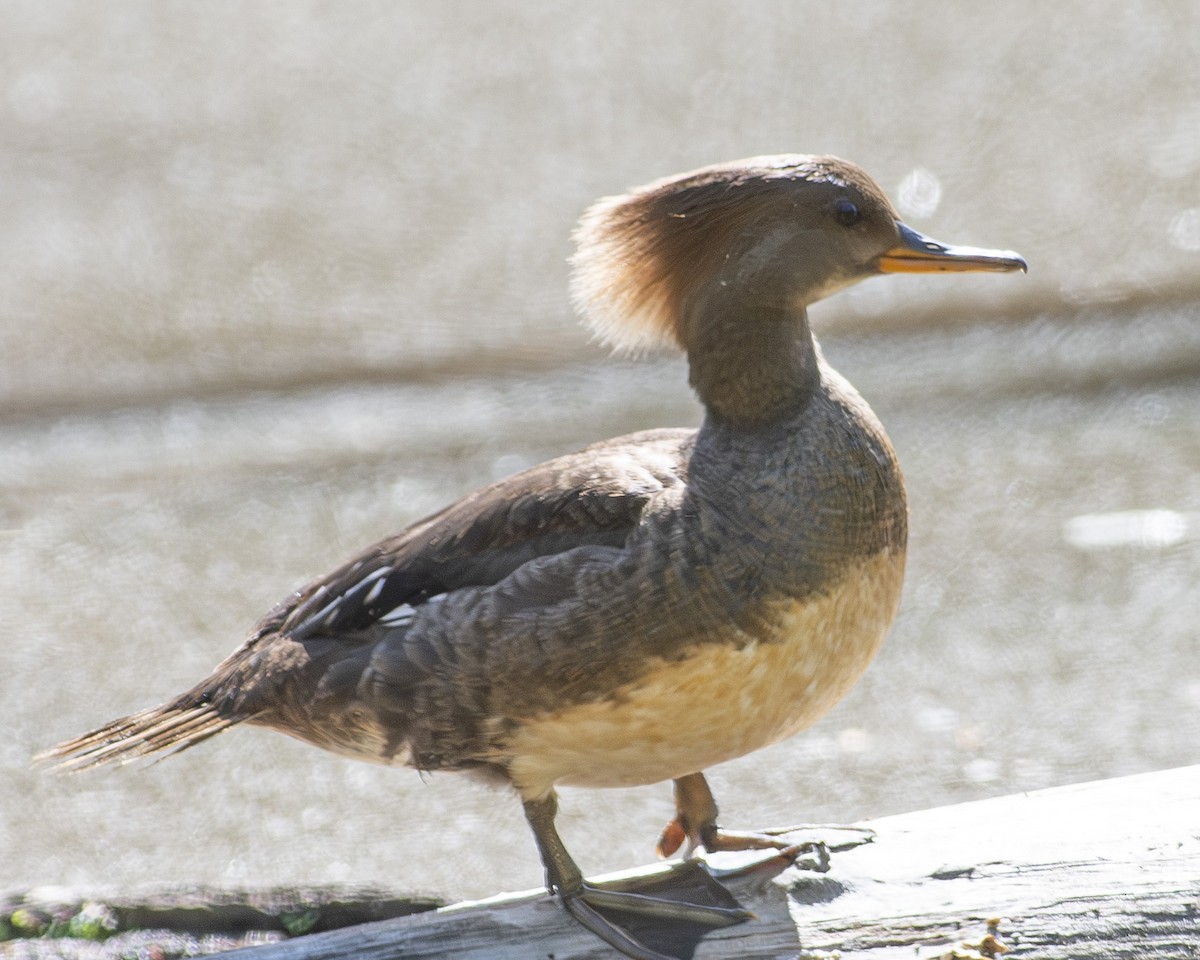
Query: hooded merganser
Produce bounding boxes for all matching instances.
[41,155,1025,960]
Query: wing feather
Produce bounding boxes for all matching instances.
[278,427,693,642]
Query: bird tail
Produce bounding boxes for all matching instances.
[35,693,237,772]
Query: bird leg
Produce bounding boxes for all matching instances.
[657,772,827,866]
[522,792,753,960]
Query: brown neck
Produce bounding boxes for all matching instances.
[684,292,821,429]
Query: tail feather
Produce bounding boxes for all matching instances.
[35,698,237,772]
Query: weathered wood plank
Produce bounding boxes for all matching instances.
[789,764,1200,957]
[214,766,1200,959]
[7,767,1197,958]
[211,844,825,960]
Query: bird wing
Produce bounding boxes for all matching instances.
[266,427,694,646]
[39,429,696,772]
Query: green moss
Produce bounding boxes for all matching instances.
[8,908,47,937]
[279,908,320,937]
[1,903,118,942]
[66,903,119,941]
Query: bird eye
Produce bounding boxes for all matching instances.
[834,199,861,227]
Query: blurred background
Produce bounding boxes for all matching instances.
[3,1,1199,902]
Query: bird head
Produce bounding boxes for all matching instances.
[571,155,1026,355]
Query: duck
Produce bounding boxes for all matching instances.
[40,154,1026,960]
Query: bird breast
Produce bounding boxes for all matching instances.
[503,546,906,800]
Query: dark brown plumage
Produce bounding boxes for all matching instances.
[40,155,1025,960]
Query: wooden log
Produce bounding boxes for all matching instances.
[210,839,839,960]
[7,766,1197,958]
[213,765,1200,959]
[789,763,1200,958]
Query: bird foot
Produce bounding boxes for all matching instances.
[658,815,874,869]
[754,822,877,852]
[657,817,832,869]
[558,860,755,960]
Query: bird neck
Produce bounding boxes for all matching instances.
[684,295,821,429]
